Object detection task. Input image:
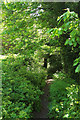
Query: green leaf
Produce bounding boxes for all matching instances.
[73,62,78,66]
[76,37,80,44]
[65,39,69,45]
[75,64,80,73]
[57,14,63,21]
[47,29,53,33]
[70,30,76,37]
[68,40,72,46]
[63,114,69,118]
[73,42,77,47]
[71,38,75,42]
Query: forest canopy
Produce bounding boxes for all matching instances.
[2,2,80,74]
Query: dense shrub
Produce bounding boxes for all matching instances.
[48,72,80,118]
[2,55,47,119]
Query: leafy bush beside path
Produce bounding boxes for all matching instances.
[48,72,80,118]
[2,55,47,119]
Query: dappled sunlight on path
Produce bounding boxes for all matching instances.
[46,79,55,84]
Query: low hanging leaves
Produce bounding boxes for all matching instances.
[48,9,80,73]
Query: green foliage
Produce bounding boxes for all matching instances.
[1,2,80,119]
[48,9,80,74]
[2,2,79,74]
[2,2,42,55]
[2,55,47,119]
[48,72,80,118]
[73,57,80,73]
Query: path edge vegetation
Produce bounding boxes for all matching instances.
[48,10,80,118]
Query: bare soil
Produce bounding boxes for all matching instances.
[33,79,54,118]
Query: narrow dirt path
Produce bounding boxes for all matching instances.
[33,79,54,118]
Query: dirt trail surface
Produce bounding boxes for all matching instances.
[33,79,54,118]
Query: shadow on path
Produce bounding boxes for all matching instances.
[33,79,54,118]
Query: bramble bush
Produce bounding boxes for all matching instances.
[2,55,47,119]
[48,72,80,118]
